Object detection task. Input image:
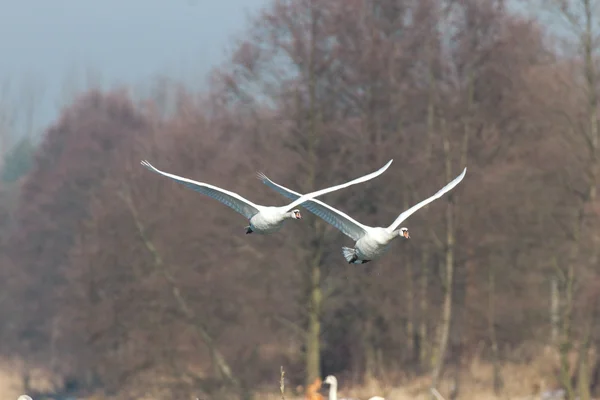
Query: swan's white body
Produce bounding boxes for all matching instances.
[140,159,393,235]
[246,206,293,234]
[259,167,467,263]
[351,227,397,261]
[323,375,384,400]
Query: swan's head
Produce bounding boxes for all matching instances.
[290,209,302,220]
[323,375,337,386]
[398,227,410,239]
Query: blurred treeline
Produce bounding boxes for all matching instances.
[0,0,599,399]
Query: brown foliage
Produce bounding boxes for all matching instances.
[2,0,600,399]
[4,90,150,374]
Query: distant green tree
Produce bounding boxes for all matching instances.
[1,137,35,183]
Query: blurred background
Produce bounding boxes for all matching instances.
[0,0,599,399]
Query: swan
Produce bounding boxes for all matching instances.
[323,375,385,400]
[258,167,466,263]
[140,159,393,235]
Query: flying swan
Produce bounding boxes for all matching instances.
[140,159,393,235]
[258,167,466,263]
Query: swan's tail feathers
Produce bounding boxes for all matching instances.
[342,247,357,263]
[342,247,372,264]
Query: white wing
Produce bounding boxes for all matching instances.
[387,167,467,232]
[282,159,394,211]
[141,160,262,219]
[257,174,372,241]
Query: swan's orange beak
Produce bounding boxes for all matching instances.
[403,230,410,239]
[295,211,302,219]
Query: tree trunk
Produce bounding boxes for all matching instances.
[583,0,598,210]
[489,259,503,394]
[560,251,576,400]
[407,257,417,365]
[419,43,436,372]
[430,188,455,396]
[431,117,456,397]
[303,163,324,387]
[404,191,417,365]
[430,61,472,396]
[577,340,592,400]
[576,309,596,400]
[551,275,560,345]
[306,255,322,386]
[419,246,430,371]
[363,319,376,386]
[464,247,476,360]
[304,3,323,385]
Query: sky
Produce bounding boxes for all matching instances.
[0,0,577,147]
[0,0,268,142]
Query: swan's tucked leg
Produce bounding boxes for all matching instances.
[245,226,253,234]
[342,246,359,264]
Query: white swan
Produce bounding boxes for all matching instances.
[140,159,393,235]
[259,167,466,263]
[323,375,385,400]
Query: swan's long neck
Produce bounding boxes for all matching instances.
[374,229,397,245]
[328,381,338,400]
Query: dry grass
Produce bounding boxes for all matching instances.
[0,358,56,399]
[259,346,581,400]
[1,346,592,399]
[0,365,21,399]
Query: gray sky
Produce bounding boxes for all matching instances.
[0,0,571,146]
[0,0,267,141]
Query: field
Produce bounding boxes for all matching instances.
[0,345,582,400]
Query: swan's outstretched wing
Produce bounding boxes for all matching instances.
[282,159,393,211]
[257,173,371,241]
[387,167,467,232]
[141,160,262,219]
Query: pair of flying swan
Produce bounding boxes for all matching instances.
[140,160,466,264]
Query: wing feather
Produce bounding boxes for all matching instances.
[141,160,261,219]
[387,167,467,232]
[257,172,370,241]
[283,159,393,211]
